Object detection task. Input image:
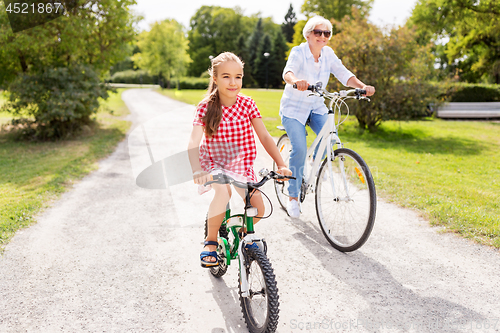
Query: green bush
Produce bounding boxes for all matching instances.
[110,69,158,84]
[177,77,209,90]
[328,12,436,130]
[3,64,111,140]
[436,82,500,102]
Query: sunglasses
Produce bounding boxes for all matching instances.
[312,29,331,38]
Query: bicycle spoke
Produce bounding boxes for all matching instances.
[239,248,279,332]
[315,149,376,252]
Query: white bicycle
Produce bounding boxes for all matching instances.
[273,83,376,252]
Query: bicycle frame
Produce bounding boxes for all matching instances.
[206,170,290,298]
[303,97,343,197]
[218,195,266,298]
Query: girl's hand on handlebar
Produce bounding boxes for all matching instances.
[293,79,309,91]
[277,166,293,180]
[362,85,375,97]
[193,170,211,185]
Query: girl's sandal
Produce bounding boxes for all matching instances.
[200,241,219,268]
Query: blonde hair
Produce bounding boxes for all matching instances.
[303,16,333,40]
[201,52,244,138]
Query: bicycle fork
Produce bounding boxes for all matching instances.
[238,233,266,297]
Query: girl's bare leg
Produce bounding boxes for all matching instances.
[234,187,265,234]
[203,183,231,263]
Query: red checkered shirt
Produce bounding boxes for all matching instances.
[193,94,262,183]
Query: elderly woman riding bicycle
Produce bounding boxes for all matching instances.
[280,15,376,218]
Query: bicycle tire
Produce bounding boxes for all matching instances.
[273,134,291,211]
[239,247,279,333]
[315,148,376,252]
[204,214,229,240]
[204,215,229,277]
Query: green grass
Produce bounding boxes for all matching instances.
[162,88,500,248]
[0,91,10,126]
[340,119,500,247]
[158,89,206,106]
[0,88,131,251]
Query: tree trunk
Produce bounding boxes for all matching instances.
[17,51,27,72]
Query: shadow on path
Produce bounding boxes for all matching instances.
[207,272,249,333]
[289,218,486,333]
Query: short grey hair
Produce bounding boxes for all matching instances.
[302,16,333,40]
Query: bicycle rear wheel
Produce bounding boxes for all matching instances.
[315,148,376,252]
[273,134,291,211]
[239,247,279,333]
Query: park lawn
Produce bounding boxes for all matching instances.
[0,88,131,251]
[162,88,500,248]
[339,119,500,248]
[0,91,10,126]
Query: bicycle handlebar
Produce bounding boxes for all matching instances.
[292,83,367,98]
[204,170,295,189]
[292,83,316,91]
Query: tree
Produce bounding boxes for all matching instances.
[282,4,297,43]
[269,31,289,88]
[288,20,307,51]
[409,0,500,83]
[244,18,265,87]
[132,19,191,88]
[328,10,435,130]
[187,6,253,77]
[0,0,139,86]
[234,34,248,61]
[186,5,282,80]
[301,0,374,21]
[253,34,273,88]
[3,65,109,139]
[0,0,139,138]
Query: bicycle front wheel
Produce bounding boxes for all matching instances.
[273,134,291,211]
[315,148,376,252]
[239,247,279,333]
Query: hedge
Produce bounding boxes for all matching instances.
[176,77,209,90]
[109,70,209,89]
[436,82,500,102]
[109,70,158,84]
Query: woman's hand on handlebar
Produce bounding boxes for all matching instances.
[276,166,293,180]
[293,79,309,91]
[362,85,375,97]
[193,170,211,185]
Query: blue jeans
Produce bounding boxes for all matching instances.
[282,113,327,198]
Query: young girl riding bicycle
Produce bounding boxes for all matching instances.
[188,52,292,268]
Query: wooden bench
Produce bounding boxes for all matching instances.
[437,102,500,118]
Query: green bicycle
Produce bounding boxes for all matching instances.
[203,169,294,333]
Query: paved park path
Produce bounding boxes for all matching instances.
[1,89,499,332]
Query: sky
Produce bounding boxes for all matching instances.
[131,0,419,32]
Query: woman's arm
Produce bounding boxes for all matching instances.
[346,76,375,96]
[251,118,292,176]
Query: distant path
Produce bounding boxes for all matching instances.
[1,89,499,332]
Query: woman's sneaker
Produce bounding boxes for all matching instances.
[287,199,301,218]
